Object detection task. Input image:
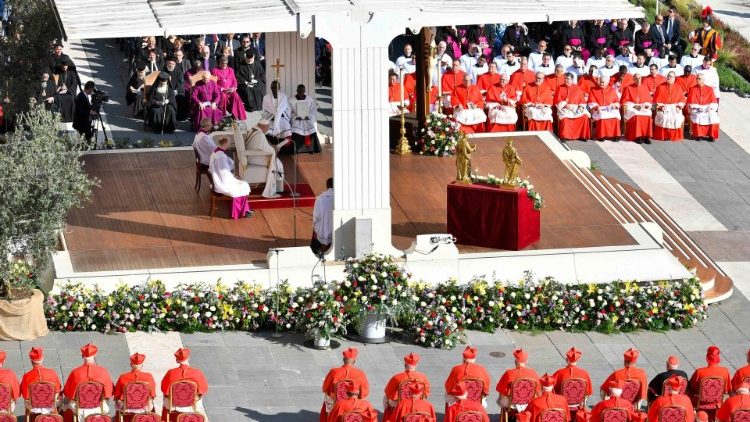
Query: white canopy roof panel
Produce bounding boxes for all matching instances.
[52,0,643,40]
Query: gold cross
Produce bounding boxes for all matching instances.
[271,58,285,81]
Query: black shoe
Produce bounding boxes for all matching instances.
[707,137,715,142]
[635,139,642,144]
[612,137,619,142]
[644,138,652,144]
[243,210,255,218]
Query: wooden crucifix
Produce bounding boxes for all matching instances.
[271,58,285,81]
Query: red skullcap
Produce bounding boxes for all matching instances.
[667,356,679,366]
[80,343,98,358]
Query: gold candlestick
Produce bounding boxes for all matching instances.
[396,104,411,155]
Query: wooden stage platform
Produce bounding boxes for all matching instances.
[64,135,635,272]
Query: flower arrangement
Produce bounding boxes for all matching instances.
[417,112,463,157]
[45,264,707,349]
[296,279,347,340]
[337,253,416,326]
[471,173,545,210]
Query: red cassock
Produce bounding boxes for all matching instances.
[529,392,570,422]
[689,364,731,403]
[578,76,599,95]
[553,366,594,400]
[445,363,492,398]
[451,85,486,133]
[477,72,501,93]
[327,397,377,422]
[0,368,20,401]
[485,84,519,132]
[590,397,635,422]
[600,367,648,402]
[404,73,417,112]
[114,369,157,421]
[717,393,750,422]
[687,85,720,140]
[383,370,431,422]
[545,74,566,92]
[392,398,437,422]
[643,74,667,97]
[653,83,686,141]
[588,86,622,140]
[62,363,114,422]
[20,366,62,399]
[648,394,695,422]
[521,83,554,131]
[731,365,750,392]
[442,70,467,96]
[444,399,490,422]
[389,83,401,103]
[510,70,536,99]
[496,367,541,398]
[611,73,634,91]
[160,364,209,422]
[678,75,697,94]
[321,365,370,422]
[620,84,653,141]
[554,85,591,140]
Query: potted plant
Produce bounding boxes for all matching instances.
[0,104,97,340]
[296,279,347,349]
[337,253,415,342]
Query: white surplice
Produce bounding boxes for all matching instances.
[245,127,284,198]
[290,95,318,136]
[192,131,217,166]
[261,92,292,138]
[313,188,334,245]
[209,149,250,197]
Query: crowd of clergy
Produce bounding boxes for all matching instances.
[320,345,750,422]
[389,15,722,142]
[0,344,208,422]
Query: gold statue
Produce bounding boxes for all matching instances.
[502,139,522,187]
[455,133,477,184]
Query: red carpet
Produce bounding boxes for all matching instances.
[251,184,316,209]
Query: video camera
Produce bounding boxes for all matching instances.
[91,89,110,112]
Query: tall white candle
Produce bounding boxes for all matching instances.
[399,67,405,106]
[437,58,442,98]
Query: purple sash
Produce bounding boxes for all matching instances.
[570,38,582,47]
[619,40,630,46]
[596,37,607,45]
[642,41,653,48]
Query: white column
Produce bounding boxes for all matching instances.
[264,31,316,101]
[316,13,404,259]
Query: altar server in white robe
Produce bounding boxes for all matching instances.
[262,80,292,139]
[290,84,322,153]
[209,137,253,219]
[245,119,285,198]
[311,177,334,256]
[193,118,217,166]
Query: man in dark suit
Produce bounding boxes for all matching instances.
[73,81,96,141]
[663,8,684,59]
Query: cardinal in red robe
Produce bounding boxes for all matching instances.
[327,380,377,422]
[321,347,370,422]
[445,346,492,407]
[404,73,417,112]
[529,374,569,422]
[689,346,731,421]
[382,353,431,422]
[649,376,696,422]
[521,72,555,131]
[588,76,622,140]
[0,350,20,413]
[392,383,436,422]
[611,66,634,97]
[717,382,750,422]
[388,73,407,116]
[687,73,720,141]
[477,62,502,93]
[442,59,467,97]
[731,349,750,392]
[544,66,567,92]
[445,382,490,422]
[555,75,591,140]
[486,73,519,132]
[62,344,114,422]
[599,348,648,405]
[497,349,541,412]
[20,347,62,420]
[591,380,635,422]
[643,65,667,97]
[620,74,654,142]
[553,347,593,418]
[678,72,698,93]
[114,353,157,421]
[578,66,600,95]
[653,72,686,141]
[161,348,209,422]
[510,58,536,99]
[451,74,486,133]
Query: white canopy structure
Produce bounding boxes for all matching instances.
[52,0,643,260]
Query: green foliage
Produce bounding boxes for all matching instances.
[0,0,61,121]
[717,65,750,94]
[0,105,97,298]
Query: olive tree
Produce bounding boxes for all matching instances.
[0,104,97,298]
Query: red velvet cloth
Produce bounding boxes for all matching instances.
[447,183,540,250]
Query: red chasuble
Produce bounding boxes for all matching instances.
[620,84,653,141]
[528,392,570,422]
[653,83,686,141]
[687,85,720,140]
[589,86,622,139]
[554,84,591,140]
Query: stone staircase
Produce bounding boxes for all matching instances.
[564,161,734,303]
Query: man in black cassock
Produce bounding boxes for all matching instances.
[647,355,689,403]
[55,57,78,122]
[147,72,177,133]
[37,72,58,112]
[236,49,265,112]
[163,56,189,121]
[73,81,96,141]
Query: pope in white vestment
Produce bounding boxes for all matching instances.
[261,81,292,138]
[209,138,252,219]
[245,120,285,198]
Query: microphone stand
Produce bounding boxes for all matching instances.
[270,248,284,339]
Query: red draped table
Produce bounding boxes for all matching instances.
[447,182,540,250]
